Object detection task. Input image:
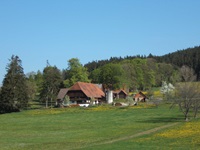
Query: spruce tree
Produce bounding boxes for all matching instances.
[0,55,28,113]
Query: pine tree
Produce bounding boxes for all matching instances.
[0,55,28,113]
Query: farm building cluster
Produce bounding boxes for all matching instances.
[56,82,147,107]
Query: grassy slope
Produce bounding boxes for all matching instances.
[0,104,199,150]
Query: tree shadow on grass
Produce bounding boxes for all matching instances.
[136,116,184,123]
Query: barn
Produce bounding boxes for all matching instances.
[67,82,105,106]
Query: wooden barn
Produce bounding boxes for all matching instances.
[113,90,128,99]
[134,91,147,102]
[67,82,105,106]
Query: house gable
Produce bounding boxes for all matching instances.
[134,91,147,102]
[113,89,128,99]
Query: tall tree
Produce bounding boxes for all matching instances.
[122,61,137,91]
[171,66,200,121]
[64,58,90,87]
[0,55,28,113]
[39,65,62,108]
[99,63,126,90]
[143,69,155,90]
[89,68,101,83]
[34,70,44,94]
[174,82,200,121]
[26,72,37,101]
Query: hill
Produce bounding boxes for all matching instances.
[154,46,200,80]
[85,46,200,80]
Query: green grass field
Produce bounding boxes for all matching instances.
[0,104,199,150]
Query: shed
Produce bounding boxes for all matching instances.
[113,90,128,99]
[134,91,147,102]
[56,88,69,106]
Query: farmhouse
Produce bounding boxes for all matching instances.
[56,82,130,107]
[113,89,128,99]
[134,91,147,102]
[67,82,105,106]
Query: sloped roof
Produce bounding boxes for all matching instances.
[134,91,147,98]
[57,88,69,100]
[69,82,105,98]
[113,89,128,95]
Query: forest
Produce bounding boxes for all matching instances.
[85,46,200,80]
[0,46,200,113]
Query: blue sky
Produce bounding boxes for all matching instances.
[0,0,200,84]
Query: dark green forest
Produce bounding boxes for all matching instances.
[154,46,200,80]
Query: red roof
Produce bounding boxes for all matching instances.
[69,82,105,98]
[113,89,128,95]
[134,91,147,98]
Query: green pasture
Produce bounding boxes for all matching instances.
[0,104,199,150]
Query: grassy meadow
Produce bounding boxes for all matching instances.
[0,104,199,150]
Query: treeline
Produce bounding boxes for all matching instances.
[89,58,177,89]
[84,55,149,72]
[85,46,200,80]
[1,46,199,113]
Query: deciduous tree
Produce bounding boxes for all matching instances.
[39,65,62,108]
[174,82,200,121]
[100,63,126,90]
[64,58,90,87]
[122,62,137,91]
[171,66,200,121]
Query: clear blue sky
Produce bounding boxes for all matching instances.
[1,0,200,84]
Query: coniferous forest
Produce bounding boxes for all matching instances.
[154,46,200,80]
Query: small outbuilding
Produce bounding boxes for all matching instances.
[134,91,147,102]
[56,88,69,107]
[113,90,128,99]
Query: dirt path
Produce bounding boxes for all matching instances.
[100,122,179,145]
[72,122,179,150]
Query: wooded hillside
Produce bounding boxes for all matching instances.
[154,46,200,80]
[85,46,200,80]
